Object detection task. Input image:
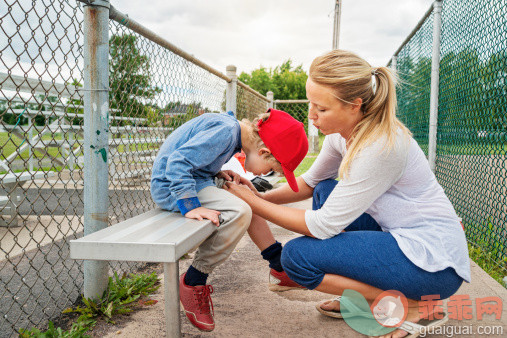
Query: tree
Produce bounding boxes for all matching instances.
[109,34,162,124]
[238,59,308,100]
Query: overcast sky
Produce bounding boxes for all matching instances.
[109,0,434,75]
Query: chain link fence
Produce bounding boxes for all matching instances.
[390,0,506,276]
[392,10,434,154]
[0,0,275,335]
[236,83,269,121]
[274,100,309,133]
[1,0,85,335]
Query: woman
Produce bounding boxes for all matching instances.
[225,50,470,338]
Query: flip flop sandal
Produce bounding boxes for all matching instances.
[368,311,449,338]
[399,311,449,338]
[316,295,372,319]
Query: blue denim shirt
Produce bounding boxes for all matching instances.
[151,112,241,214]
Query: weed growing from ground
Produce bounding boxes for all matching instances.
[18,272,160,337]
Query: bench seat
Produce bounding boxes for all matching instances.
[110,167,151,180]
[0,196,8,206]
[70,208,216,337]
[1,171,51,184]
[70,208,215,262]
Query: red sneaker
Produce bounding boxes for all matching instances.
[179,273,215,331]
[268,269,306,292]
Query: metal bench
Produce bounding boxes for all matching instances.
[70,208,216,337]
[0,171,55,226]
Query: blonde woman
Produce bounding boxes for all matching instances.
[225,50,470,338]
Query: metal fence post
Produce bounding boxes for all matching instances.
[83,0,110,300]
[428,0,443,173]
[267,91,274,109]
[391,55,397,72]
[308,108,319,153]
[226,65,237,116]
[28,117,33,171]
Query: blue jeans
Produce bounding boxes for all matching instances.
[281,179,463,300]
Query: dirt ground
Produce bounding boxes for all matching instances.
[83,199,507,338]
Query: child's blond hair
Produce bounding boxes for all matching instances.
[241,112,281,170]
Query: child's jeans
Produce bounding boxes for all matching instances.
[281,179,464,300]
[190,185,252,274]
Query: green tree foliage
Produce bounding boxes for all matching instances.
[161,100,215,129]
[109,34,162,123]
[238,59,308,100]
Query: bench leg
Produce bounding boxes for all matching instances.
[164,261,181,338]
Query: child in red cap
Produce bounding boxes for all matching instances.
[151,109,308,331]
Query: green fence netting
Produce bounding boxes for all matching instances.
[392,11,434,154]
[392,0,507,276]
[437,0,507,271]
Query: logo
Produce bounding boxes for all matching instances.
[371,290,408,327]
[340,290,503,336]
[341,289,408,336]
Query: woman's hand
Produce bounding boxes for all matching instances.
[185,207,221,226]
[225,181,312,236]
[224,181,257,201]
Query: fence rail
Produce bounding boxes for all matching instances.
[390,0,507,276]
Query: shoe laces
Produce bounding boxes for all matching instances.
[194,285,214,316]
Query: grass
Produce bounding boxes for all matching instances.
[278,156,317,184]
[18,271,160,337]
[466,221,507,287]
[278,134,323,183]
[468,242,507,286]
[0,130,159,168]
[0,132,77,161]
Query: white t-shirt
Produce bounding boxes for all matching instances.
[301,131,471,283]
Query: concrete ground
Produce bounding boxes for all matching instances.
[86,198,507,338]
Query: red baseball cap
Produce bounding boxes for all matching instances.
[257,109,308,192]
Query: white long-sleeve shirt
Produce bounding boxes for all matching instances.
[301,131,471,283]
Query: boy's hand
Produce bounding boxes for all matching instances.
[217,170,262,197]
[185,207,222,226]
[217,170,241,184]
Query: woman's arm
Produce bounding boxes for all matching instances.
[262,177,314,204]
[225,182,313,237]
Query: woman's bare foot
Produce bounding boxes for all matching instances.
[319,299,341,312]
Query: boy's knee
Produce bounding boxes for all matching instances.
[238,199,252,224]
[228,197,252,227]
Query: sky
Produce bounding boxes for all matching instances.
[0,0,434,105]
[109,0,434,75]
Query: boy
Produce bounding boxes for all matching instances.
[151,108,308,331]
